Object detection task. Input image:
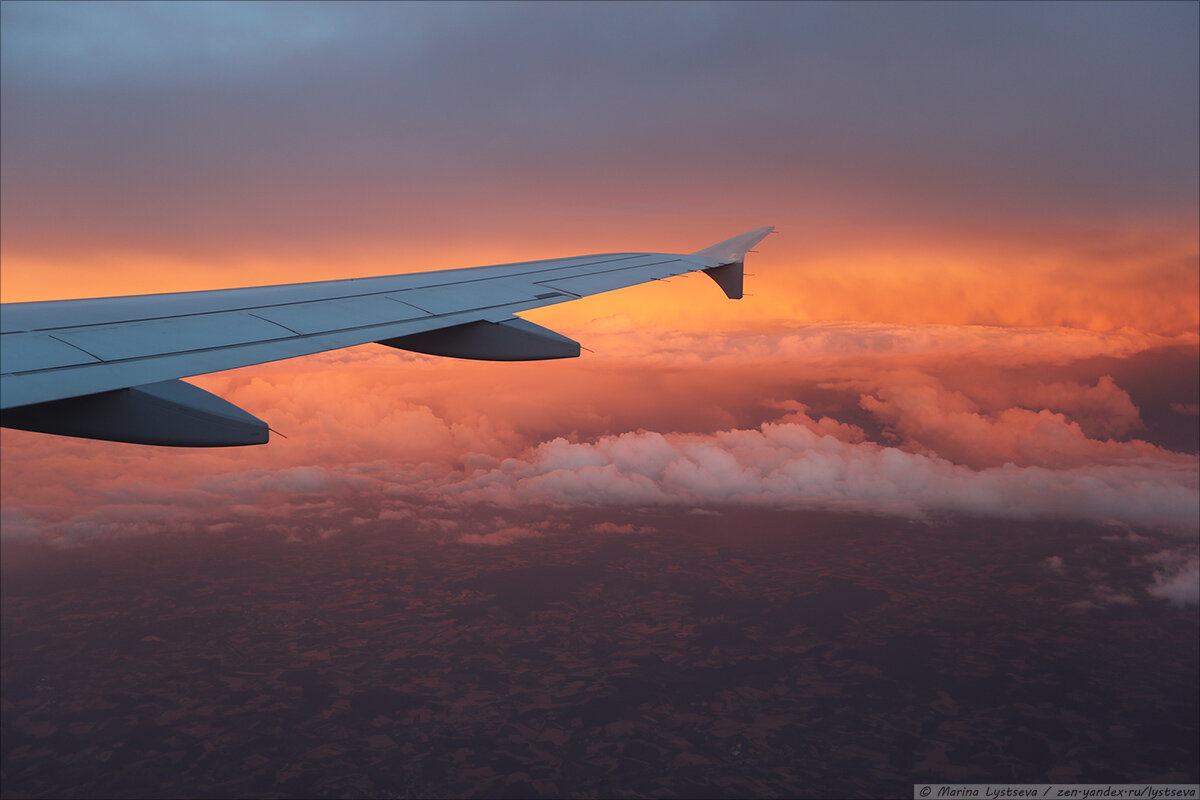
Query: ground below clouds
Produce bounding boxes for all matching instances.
[3,510,1197,799]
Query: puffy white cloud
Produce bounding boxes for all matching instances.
[1145,551,1200,607]
[438,410,1198,534]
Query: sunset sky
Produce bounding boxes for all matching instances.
[1,3,1198,795]
[2,2,1197,591]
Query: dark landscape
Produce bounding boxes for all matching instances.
[3,509,1196,798]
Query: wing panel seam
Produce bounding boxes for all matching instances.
[247,312,300,335]
[534,257,684,285]
[5,298,557,377]
[7,254,653,333]
[46,334,105,362]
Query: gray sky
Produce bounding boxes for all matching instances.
[2,1,1197,258]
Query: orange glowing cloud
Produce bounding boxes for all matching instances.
[2,215,1195,340]
[3,322,1195,551]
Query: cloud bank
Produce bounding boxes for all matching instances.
[437,412,1197,534]
[2,323,1195,604]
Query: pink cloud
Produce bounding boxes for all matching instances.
[858,377,1182,470]
[771,401,868,443]
[556,318,1196,369]
[1011,376,1143,438]
[589,521,657,535]
[460,524,546,546]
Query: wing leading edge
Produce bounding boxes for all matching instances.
[0,226,773,446]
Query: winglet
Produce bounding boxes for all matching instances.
[691,226,775,264]
[693,226,774,300]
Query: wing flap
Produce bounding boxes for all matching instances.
[2,379,268,447]
[379,318,580,361]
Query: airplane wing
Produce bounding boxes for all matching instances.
[0,226,772,446]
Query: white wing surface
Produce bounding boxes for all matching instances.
[0,227,772,446]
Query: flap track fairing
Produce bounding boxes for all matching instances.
[377,318,580,361]
[1,379,269,447]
